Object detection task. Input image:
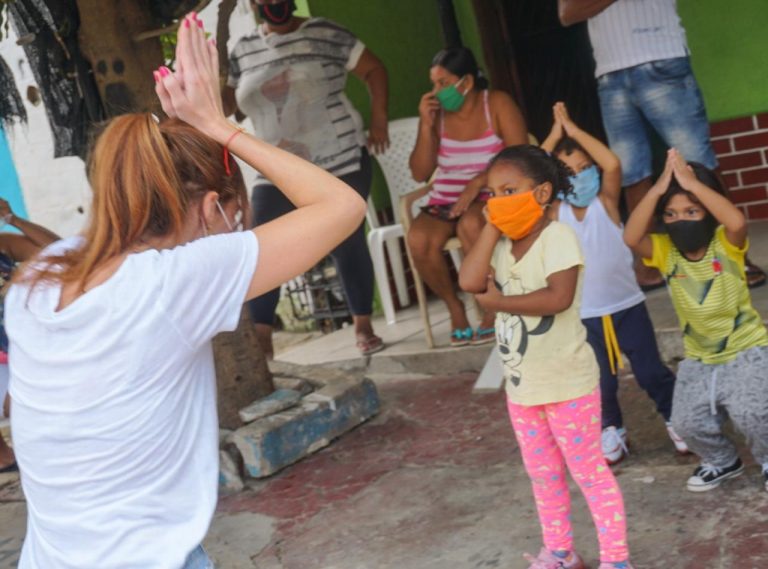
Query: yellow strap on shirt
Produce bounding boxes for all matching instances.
[601,314,624,376]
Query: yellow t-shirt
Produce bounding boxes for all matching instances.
[491,222,599,406]
[643,226,768,364]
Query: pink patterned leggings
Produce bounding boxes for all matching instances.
[507,388,629,563]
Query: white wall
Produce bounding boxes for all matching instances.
[0,0,260,239]
[1,36,91,238]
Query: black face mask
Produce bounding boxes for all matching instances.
[257,1,296,25]
[665,218,717,254]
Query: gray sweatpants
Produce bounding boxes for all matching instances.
[671,345,768,468]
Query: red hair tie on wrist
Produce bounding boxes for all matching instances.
[223,127,245,176]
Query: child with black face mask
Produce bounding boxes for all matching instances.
[542,102,683,465]
[625,148,768,494]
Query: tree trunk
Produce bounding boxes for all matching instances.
[74,0,275,427]
[76,0,164,115]
[213,309,274,430]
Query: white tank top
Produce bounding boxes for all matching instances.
[588,0,689,78]
[559,199,645,319]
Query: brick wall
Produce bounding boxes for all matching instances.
[710,112,768,220]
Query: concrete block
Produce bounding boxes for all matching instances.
[273,376,314,396]
[218,449,244,494]
[231,377,380,478]
[218,429,233,446]
[238,389,302,423]
[269,361,356,387]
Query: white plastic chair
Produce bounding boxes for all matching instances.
[366,117,423,325]
[399,185,466,349]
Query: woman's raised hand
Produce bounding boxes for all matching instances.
[418,91,440,129]
[155,13,225,137]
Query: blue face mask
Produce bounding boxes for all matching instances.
[566,165,601,207]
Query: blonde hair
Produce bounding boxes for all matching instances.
[23,114,246,289]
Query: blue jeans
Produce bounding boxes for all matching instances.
[582,302,676,429]
[181,546,214,569]
[597,56,718,187]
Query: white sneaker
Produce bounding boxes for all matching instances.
[665,422,690,454]
[601,426,628,465]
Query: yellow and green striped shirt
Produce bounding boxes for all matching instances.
[644,226,768,364]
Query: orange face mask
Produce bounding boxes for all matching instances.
[487,191,544,240]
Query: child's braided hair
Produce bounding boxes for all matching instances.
[489,144,574,202]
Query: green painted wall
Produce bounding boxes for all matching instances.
[305,0,490,210]
[294,0,310,17]
[306,0,448,211]
[306,0,445,123]
[453,0,486,74]
[679,0,768,121]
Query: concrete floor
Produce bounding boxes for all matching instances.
[2,372,767,568]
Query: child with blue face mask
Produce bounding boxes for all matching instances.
[541,102,687,465]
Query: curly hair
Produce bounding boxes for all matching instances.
[489,144,574,202]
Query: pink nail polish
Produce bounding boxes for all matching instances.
[184,17,190,28]
[197,18,203,28]
[153,71,160,83]
[160,67,170,78]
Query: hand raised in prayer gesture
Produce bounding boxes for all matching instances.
[154,12,226,139]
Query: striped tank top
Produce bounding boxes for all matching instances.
[428,90,506,206]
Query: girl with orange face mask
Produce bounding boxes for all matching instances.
[459,145,634,569]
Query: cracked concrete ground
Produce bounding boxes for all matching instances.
[2,372,767,568]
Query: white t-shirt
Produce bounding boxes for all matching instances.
[228,18,367,179]
[6,231,259,569]
[558,199,645,319]
[491,222,598,405]
[588,0,689,77]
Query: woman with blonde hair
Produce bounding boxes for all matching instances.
[6,13,366,569]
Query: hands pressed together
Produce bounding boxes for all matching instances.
[650,148,699,198]
[153,12,228,141]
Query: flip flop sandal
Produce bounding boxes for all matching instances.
[471,327,496,346]
[357,334,385,356]
[745,263,767,289]
[450,327,473,347]
[0,461,18,474]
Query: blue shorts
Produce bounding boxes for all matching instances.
[597,56,718,187]
[181,546,214,569]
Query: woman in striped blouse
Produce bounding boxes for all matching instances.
[408,47,527,346]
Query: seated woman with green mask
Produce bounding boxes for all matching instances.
[408,47,527,346]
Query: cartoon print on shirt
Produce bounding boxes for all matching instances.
[495,277,554,386]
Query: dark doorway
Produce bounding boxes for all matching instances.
[473,0,605,145]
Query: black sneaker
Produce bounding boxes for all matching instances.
[686,458,744,492]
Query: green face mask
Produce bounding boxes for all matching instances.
[436,77,467,112]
